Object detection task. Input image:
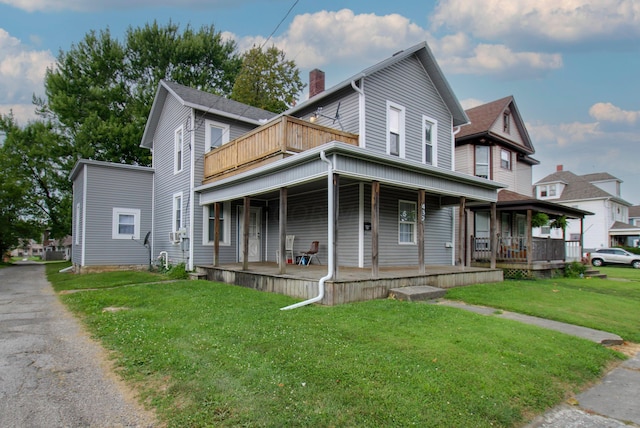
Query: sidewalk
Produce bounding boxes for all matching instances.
[434,300,640,427]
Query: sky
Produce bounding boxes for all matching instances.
[1,0,639,203]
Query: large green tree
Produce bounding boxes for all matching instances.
[39,21,242,166]
[231,45,305,113]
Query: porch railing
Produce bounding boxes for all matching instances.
[203,115,359,184]
[472,236,571,262]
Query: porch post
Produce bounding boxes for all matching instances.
[242,196,250,271]
[371,181,380,277]
[580,217,585,261]
[333,174,340,279]
[490,202,497,269]
[457,197,466,266]
[278,187,287,274]
[526,209,533,270]
[418,189,425,274]
[214,202,220,267]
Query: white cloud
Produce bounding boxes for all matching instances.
[459,98,485,110]
[589,102,640,124]
[0,103,39,123]
[0,28,54,123]
[432,0,640,47]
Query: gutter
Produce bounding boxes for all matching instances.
[281,151,334,310]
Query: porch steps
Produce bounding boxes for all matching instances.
[584,269,607,279]
[388,285,446,302]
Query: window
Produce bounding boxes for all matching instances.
[423,116,437,165]
[475,212,490,250]
[398,200,416,244]
[540,186,548,197]
[500,149,511,170]
[174,126,184,174]
[570,233,581,241]
[205,120,230,152]
[75,203,81,244]
[475,145,490,178]
[173,193,183,233]
[548,184,556,197]
[387,102,405,157]
[112,208,140,240]
[203,202,230,245]
[503,112,510,133]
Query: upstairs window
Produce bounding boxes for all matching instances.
[387,102,405,157]
[205,120,230,152]
[423,116,437,166]
[398,200,416,244]
[503,112,511,133]
[174,126,184,174]
[475,145,490,179]
[500,149,511,170]
[548,184,557,197]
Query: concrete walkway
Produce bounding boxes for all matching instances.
[434,299,640,427]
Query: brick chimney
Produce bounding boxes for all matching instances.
[309,69,325,98]
[556,165,563,172]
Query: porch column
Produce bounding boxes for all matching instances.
[278,187,287,274]
[457,197,466,266]
[333,174,340,279]
[213,202,220,267]
[242,196,250,271]
[418,189,425,274]
[526,209,533,270]
[490,202,497,269]
[580,217,585,261]
[371,181,380,277]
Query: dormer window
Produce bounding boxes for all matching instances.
[503,112,510,133]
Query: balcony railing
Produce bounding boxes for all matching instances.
[472,236,576,262]
[203,115,359,184]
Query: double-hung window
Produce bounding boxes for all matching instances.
[398,200,416,244]
[112,208,140,240]
[174,126,184,174]
[205,120,230,152]
[423,116,437,166]
[173,193,183,233]
[475,145,490,179]
[500,149,511,170]
[387,102,405,157]
[204,202,230,245]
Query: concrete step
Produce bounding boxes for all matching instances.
[584,269,607,279]
[388,285,446,302]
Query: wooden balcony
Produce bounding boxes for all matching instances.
[203,115,359,184]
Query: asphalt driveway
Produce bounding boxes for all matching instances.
[0,263,156,427]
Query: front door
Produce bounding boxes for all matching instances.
[238,207,261,262]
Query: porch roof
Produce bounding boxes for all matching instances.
[467,189,593,219]
[609,221,640,235]
[195,142,504,205]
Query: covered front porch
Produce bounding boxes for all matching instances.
[194,262,503,306]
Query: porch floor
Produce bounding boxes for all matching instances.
[195,262,503,306]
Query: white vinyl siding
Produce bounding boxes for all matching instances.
[387,101,405,158]
[112,207,140,240]
[423,115,437,166]
[174,126,184,174]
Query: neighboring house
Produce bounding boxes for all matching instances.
[534,166,640,250]
[454,97,591,275]
[71,41,504,295]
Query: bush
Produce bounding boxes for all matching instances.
[166,263,188,280]
[564,261,587,278]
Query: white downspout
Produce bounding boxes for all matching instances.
[281,151,334,310]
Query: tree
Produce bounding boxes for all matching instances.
[0,114,72,241]
[39,21,242,166]
[231,45,305,113]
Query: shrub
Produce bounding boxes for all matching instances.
[167,263,188,280]
[564,261,587,278]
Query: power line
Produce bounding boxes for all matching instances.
[261,0,299,49]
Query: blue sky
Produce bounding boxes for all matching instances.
[1,0,639,203]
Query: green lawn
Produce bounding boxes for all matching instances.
[47,262,170,291]
[49,266,624,428]
[446,269,640,343]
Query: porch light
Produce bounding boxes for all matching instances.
[309,103,343,131]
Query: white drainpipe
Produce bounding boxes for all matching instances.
[281,151,334,310]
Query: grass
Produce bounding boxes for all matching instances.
[446,270,640,343]
[50,270,624,428]
[46,262,170,291]
[598,265,640,281]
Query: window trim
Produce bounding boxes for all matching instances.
[75,203,81,245]
[398,200,417,245]
[174,125,184,174]
[203,202,231,246]
[422,115,438,166]
[205,119,230,153]
[475,145,490,179]
[111,207,140,240]
[500,148,511,170]
[172,192,183,234]
[503,112,510,133]
[386,101,405,158]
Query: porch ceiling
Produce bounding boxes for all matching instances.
[196,142,502,205]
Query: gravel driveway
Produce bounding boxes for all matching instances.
[0,263,157,427]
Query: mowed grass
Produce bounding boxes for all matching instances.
[47,262,169,291]
[446,269,640,343]
[51,269,622,428]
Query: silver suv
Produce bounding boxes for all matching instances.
[588,248,640,269]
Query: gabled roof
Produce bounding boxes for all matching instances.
[469,189,592,218]
[580,172,620,183]
[535,170,631,205]
[456,95,535,155]
[629,206,640,218]
[609,221,640,234]
[141,80,277,149]
[286,41,469,127]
